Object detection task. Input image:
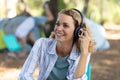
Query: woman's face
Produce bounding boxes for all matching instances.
[54,14,75,43]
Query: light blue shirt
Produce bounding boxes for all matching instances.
[47,54,69,80]
[19,38,90,80]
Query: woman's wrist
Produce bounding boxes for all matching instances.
[80,52,89,57]
[81,50,89,54]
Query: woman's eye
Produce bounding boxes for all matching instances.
[63,24,69,28]
[55,22,60,26]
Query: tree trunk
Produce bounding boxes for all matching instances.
[83,0,89,15]
[49,0,58,19]
[5,0,8,17]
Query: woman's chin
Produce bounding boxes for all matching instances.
[56,37,64,42]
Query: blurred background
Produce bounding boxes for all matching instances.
[0,0,120,80]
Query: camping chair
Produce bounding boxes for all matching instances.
[3,34,22,59]
[86,64,92,80]
[3,34,22,51]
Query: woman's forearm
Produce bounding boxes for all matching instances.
[74,53,89,78]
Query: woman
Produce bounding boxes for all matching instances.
[42,0,56,37]
[19,8,95,80]
[15,1,54,58]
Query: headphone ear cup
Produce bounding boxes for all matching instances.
[74,26,81,39]
[74,23,85,39]
[73,8,85,40]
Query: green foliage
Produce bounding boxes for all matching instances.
[24,0,45,16]
[87,0,120,24]
[58,0,67,11]
[1,0,120,24]
[113,10,120,24]
[24,0,120,24]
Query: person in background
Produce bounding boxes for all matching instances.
[42,0,57,37]
[15,1,54,57]
[19,8,96,80]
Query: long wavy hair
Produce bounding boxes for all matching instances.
[49,9,96,53]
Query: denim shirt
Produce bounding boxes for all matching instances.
[19,38,90,80]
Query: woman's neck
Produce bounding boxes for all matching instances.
[56,41,73,57]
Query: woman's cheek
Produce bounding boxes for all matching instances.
[54,26,57,32]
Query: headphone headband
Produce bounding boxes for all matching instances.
[72,8,84,26]
[72,8,85,40]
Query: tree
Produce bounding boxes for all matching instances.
[49,0,58,18]
[83,0,90,15]
[17,0,31,16]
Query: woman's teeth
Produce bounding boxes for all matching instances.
[57,33,64,36]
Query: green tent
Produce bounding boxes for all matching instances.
[0,29,6,49]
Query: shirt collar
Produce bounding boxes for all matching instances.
[47,40,80,60]
[47,39,57,55]
[68,43,80,61]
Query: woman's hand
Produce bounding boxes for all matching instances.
[74,29,91,78]
[79,28,91,54]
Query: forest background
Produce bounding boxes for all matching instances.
[0,0,120,80]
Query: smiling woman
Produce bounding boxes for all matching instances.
[19,8,96,80]
[54,14,75,44]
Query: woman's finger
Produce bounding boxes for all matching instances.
[79,34,85,39]
[80,29,89,38]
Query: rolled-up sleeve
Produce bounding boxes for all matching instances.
[18,39,41,80]
[73,74,87,80]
